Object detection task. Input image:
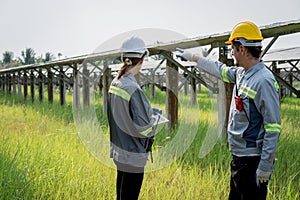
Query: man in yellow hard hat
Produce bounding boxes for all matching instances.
[179,21,281,200]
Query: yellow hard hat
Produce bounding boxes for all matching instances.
[225,21,263,45]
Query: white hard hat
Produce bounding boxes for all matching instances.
[120,36,149,58]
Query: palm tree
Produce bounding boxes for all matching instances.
[35,54,44,63]
[2,51,14,64]
[57,52,62,60]
[45,52,55,62]
[19,48,36,65]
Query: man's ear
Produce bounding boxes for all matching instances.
[240,45,247,55]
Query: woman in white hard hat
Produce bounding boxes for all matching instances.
[107,36,157,200]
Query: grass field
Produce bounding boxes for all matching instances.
[0,89,299,200]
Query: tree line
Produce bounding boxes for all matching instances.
[0,48,63,69]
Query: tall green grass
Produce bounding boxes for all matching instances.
[0,89,299,199]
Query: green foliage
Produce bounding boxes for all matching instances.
[2,51,14,64]
[19,48,36,65]
[44,52,55,62]
[0,91,299,199]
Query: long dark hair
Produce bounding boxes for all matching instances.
[117,55,145,79]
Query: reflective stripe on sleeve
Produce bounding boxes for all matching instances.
[264,123,281,133]
[274,81,280,92]
[221,67,230,83]
[139,126,153,136]
[109,86,131,101]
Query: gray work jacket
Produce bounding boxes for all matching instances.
[196,58,281,172]
[107,72,156,168]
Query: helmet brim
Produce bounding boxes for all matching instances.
[225,40,232,45]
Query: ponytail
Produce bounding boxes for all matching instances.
[117,55,145,79]
[117,64,128,79]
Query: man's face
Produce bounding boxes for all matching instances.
[231,44,244,67]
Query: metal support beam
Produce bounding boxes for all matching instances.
[38,69,44,102]
[18,72,22,98]
[266,62,300,98]
[166,51,178,129]
[7,73,11,94]
[73,64,80,108]
[183,73,188,96]
[23,71,28,101]
[260,35,279,59]
[47,69,53,103]
[30,70,35,103]
[190,67,197,105]
[59,66,66,105]
[82,64,90,107]
[219,46,234,136]
[12,73,16,95]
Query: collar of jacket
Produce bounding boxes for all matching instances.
[243,61,265,80]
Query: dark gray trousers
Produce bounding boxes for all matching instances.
[228,155,268,200]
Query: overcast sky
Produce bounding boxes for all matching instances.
[1,0,300,59]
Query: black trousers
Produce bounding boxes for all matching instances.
[114,160,145,200]
[116,170,144,200]
[228,155,268,200]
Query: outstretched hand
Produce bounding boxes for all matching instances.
[175,48,197,62]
